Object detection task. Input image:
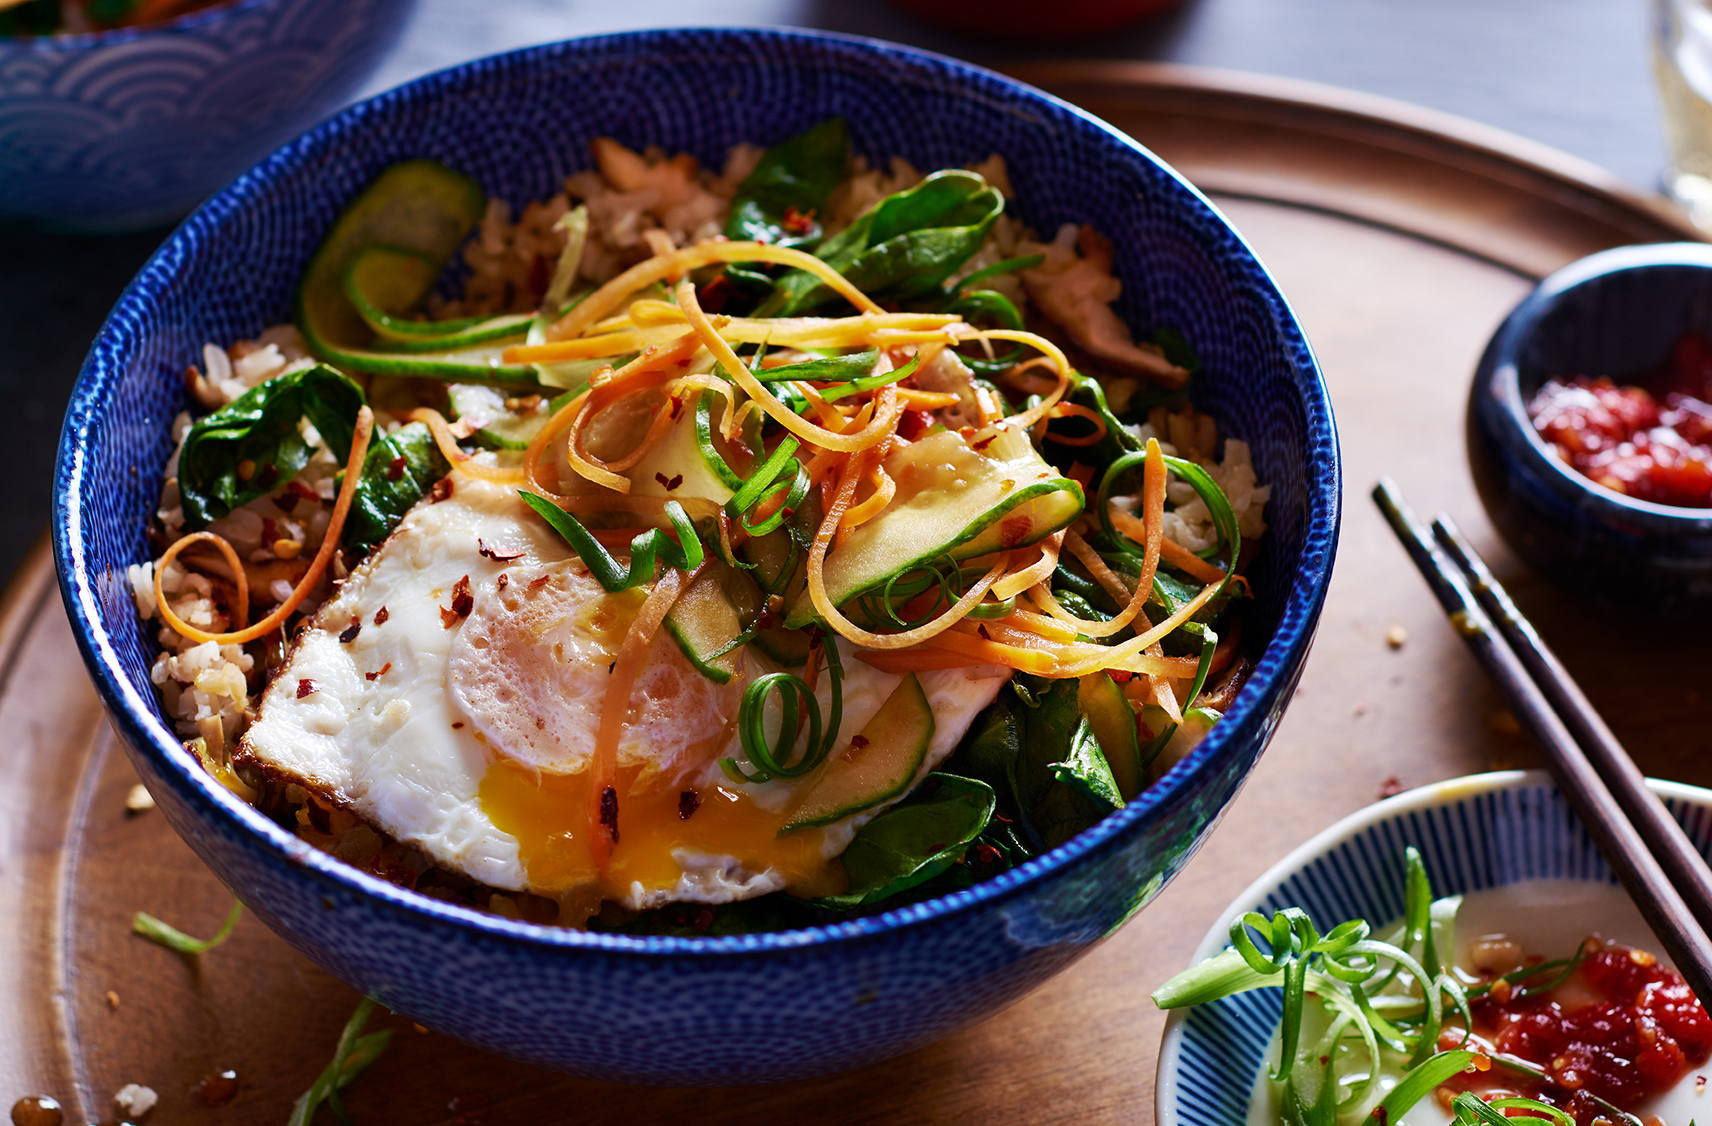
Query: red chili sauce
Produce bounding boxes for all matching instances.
[1527,332,1712,507]
[1438,938,1712,1123]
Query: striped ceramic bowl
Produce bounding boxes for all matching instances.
[1155,770,1712,1124]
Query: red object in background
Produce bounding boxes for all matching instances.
[1443,940,1712,1124]
[1527,331,1712,508]
[884,0,1188,41]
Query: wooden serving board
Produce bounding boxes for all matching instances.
[6,63,1708,1126]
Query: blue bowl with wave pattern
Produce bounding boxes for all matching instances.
[0,0,416,232]
[53,27,1339,1083]
[1156,770,1712,1123]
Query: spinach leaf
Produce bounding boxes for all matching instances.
[177,365,365,529]
[814,773,997,909]
[342,421,450,556]
[946,676,1122,852]
[1048,717,1124,810]
[724,118,850,249]
[763,170,1004,315]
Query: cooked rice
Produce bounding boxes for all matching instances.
[130,136,1268,893]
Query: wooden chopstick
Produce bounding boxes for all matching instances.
[1372,477,1712,1005]
[1430,512,1712,938]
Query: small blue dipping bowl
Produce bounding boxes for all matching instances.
[53,28,1340,1083]
[1156,771,1712,1125]
[1468,243,1712,613]
[0,0,416,232]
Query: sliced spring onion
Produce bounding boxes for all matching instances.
[695,394,747,492]
[944,289,1025,374]
[518,491,704,592]
[721,634,845,784]
[947,253,1044,296]
[1097,449,1240,578]
[749,347,878,383]
[818,351,924,403]
[1179,622,1218,707]
[131,900,242,955]
[724,436,807,538]
[286,995,394,1126]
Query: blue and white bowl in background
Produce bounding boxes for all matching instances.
[1156,770,1712,1124]
[0,0,416,232]
[55,28,1339,1082]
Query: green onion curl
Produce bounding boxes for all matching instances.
[518,491,703,593]
[720,632,844,784]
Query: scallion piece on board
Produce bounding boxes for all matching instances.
[286,996,394,1126]
[131,900,242,955]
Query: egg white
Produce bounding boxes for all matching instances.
[237,473,1008,911]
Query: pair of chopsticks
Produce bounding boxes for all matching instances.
[1373,477,1712,1005]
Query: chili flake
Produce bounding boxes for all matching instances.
[599,786,619,842]
[440,575,473,628]
[678,790,701,820]
[296,678,318,699]
[338,617,361,644]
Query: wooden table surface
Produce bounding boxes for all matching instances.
[6,67,1709,1126]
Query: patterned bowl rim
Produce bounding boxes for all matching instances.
[1475,240,1712,530]
[1153,767,1712,1122]
[0,0,278,55]
[54,26,1341,960]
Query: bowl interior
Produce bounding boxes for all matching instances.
[1510,246,1712,403]
[55,28,1338,954]
[1156,771,1712,1125]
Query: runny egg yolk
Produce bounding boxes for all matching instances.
[479,760,848,905]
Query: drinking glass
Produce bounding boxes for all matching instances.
[1655,0,1712,226]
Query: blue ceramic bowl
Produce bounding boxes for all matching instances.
[0,0,415,233]
[1468,244,1712,613]
[53,28,1340,1083]
[1156,771,1712,1124]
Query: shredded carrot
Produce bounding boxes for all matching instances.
[1108,503,1231,585]
[990,531,1064,602]
[504,310,970,366]
[838,444,896,535]
[1062,528,1133,605]
[1130,438,1168,607]
[152,532,250,633]
[973,343,1072,434]
[856,649,995,674]
[563,337,703,492]
[1036,401,1108,448]
[1055,579,1222,678]
[677,282,904,455]
[158,407,374,646]
[902,629,1060,675]
[589,564,690,874]
[895,388,961,410]
[404,408,527,486]
[1149,650,1184,724]
[544,241,882,343]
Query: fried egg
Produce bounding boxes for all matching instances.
[237,473,1008,916]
